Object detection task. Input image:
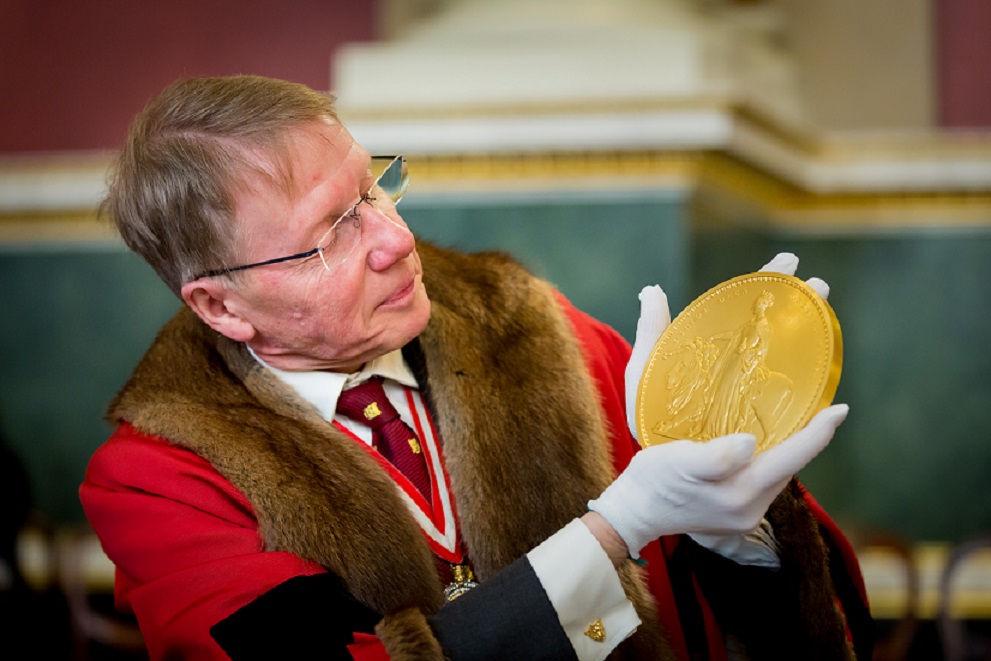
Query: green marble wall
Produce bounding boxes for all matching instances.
[2,192,990,545]
[402,190,691,340]
[0,249,180,523]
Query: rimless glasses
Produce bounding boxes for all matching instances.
[192,154,408,281]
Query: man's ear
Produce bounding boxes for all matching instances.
[180,279,256,343]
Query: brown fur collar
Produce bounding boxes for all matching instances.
[110,242,670,659]
[698,481,858,660]
[765,482,858,660]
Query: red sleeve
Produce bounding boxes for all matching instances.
[555,293,705,659]
[80,423,390,660]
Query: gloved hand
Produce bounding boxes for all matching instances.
[689,253,833,564]
[589,405,846,557]
[594,253,847,559]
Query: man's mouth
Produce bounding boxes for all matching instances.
[380,276,416,308]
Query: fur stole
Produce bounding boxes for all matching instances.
[109,242,671,660]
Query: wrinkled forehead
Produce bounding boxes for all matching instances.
[227,119,371,255]
[236,117,362,199]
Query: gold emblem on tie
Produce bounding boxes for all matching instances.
[584,619,606,642]
[363,402,382,420]
[407,437,422,454]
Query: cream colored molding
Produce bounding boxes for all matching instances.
[342,0,803,124]
[339,102,991,196]
[801,134,991,194]
[342,105,733,157]
[1,126,989,242]
[694,151,991,234]
[405,151,701,198]
[0,153,110,212]
[3,144,988,247]
[337,0,988,196]
[0,155,116,246]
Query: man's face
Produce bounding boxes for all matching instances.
[220,119,431,372]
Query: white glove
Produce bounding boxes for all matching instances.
[758,252,830,299]
[624,284,670,441]
[589,404,847,558]
[596,253,846,559]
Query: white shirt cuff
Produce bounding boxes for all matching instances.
[689,518,781,568]
[526,518,641,661]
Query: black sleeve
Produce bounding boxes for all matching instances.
[210,573,381,661]
[211,557,577,661]
[429,556,578,661]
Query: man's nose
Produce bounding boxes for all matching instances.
[363,206,415,271]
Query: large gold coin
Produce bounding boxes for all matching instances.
[636,273,842,452]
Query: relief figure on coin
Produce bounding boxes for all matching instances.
[653,290,794,450]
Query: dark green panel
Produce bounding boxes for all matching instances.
[764,234,991,542]
[6,196,991,546]
[0,249,180,523]
[403,193,690,342]
[690,226,775,297]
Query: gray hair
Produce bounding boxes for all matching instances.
[101,75,339,295]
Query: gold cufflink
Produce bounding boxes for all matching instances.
[584,619,605,642]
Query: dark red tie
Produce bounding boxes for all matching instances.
[337,377,432,506]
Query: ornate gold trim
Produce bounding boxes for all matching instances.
[0,211,114,244]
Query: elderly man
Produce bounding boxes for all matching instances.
[81,75,872,660]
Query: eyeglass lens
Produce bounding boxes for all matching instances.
[371,155,409,202]
[316,156,408,272]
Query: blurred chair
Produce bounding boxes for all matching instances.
[848,527,921,661]
[0,429,32,593]
[937,534,991,661]
[55,522,146,660]
[3,517,77,658]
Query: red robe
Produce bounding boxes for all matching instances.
[81,243,871,660]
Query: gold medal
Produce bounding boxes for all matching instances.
[443,564,479,602]
[636,273,842,453]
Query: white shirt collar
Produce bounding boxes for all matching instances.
[246,346,418,423]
